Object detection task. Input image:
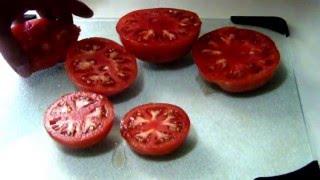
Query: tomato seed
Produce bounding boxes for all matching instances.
[117,72,128,79]
[138,29,155,41]
[221,33,235,45]
[101,66,110,71]
[80,43,104,53]
[75,97,92,110]
[180,18,190,26]
[76,59,95,70]
[216,58,227,69]
[109,51,119,59]
[162,30,176,40]
[208,40,218,47]
[66,122,76,136]
[228,69,243,79]
[149,110,161,120]
[193,22,200,27]
[177,28,187,35]
[135,129,154,141]
[202,49,222,55]
[168,9,178,14]
[92,45,101,51]
[181,18,189,23]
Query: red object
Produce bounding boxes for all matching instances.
[192,27,280,93]
[11,18,80,72]
[65,37,138,96]
[116,8,201,63]
[44,91,114,149]
[120,103,190,156]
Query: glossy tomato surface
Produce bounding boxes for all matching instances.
[44,91,114,149]
[120,103,190,156]
[192,27,280,93]
[65,37,138,96]
[11,18,80,72]
[116,8,201,63]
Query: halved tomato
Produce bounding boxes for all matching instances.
[120,103,190,156]
[65,37,138,96]
[192,26,280,93]
[116,8,201,63]
[44,91,114,149]
[11,18,80,72]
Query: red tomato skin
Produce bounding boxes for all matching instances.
[120,103,190,156]
[65,68,137,97]
[127,134,188,156]
[11,18,80,72]
[192,27,280,93]
[116,8,201,63]
[210,69,278,93]
[118,32,200,63]
[46,120,113,149]
[44,92,115,149]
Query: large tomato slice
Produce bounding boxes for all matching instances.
[120,103,190,156]
[65,37,138,96]
[116,8,201,63]
[192,27,280,93]
[44,91,114,149]
[11,18,80,72]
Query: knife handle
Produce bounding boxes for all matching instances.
[231,16,290,37]
[255,161,320,179]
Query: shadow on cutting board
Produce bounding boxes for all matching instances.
[59,116,123,157]
[227,63,288,98]
[110,67,145,104]
[142,53,194,71]
[136,125,198,162]
[132,126,219,180]
[196,63,287,97]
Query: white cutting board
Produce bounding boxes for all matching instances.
[0,19,313,180]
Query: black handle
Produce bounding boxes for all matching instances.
[255,161,320,179]
[231,16,290,37]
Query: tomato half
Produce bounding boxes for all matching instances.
[65,37,138,96]
[192,27,280,93]
[116,8,201,63]
[120,103,190,156]
[11,18,80,72]
[44,91,114,149]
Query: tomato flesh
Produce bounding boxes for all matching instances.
[44,91,114,149]
[65,37,138,96]
[11,18,80,72]
[116,8,201,63]
[120,103,190,156]
[192,27,280,92]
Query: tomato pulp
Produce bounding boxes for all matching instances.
[65,37,138,96]
[116,8,201,63]
[44,91,114,149]
[192,27,280,92]
[121,103,190,156]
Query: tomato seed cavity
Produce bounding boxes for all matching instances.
[162,30,176,40]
